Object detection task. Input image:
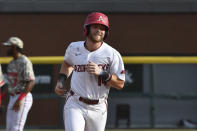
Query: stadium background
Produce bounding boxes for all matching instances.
[1,0,197,130]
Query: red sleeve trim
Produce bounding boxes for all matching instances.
[18,93,26,101]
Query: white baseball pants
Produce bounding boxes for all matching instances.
[6,93,33,131]
[64,94,107,131]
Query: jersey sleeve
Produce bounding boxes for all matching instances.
[22,59,35,81]
[64,43,73,65]
[110,51,125,81]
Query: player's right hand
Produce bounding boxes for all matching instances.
[86,61,101,75]
[55,82,65,96]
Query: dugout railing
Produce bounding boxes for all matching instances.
[1,56,197,128]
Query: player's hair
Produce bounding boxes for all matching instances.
[86,25,108,40]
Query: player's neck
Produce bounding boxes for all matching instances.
[13,53,22,60]
[85,39,102,52]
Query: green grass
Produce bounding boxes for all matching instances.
[1,129,197,131]
[16,129,197,131]
[37,129,195,131]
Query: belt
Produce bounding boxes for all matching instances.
[70,90,99,105]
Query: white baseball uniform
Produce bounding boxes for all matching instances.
[64,41,125,131]
[6,55,35,131]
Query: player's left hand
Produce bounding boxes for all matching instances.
[55,82,65,96]
[86,61,101,75]
[12,100,21,112]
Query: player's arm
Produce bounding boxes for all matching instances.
[12,80,35,111]
[106,74,124,90]
[55,61,74,96]
[60,61,74,76]
[17,80,35,101]
[87,61,125,90]
[23,80,35,94]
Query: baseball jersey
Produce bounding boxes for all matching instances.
[0,64,4,87]
[7,55,35,94]
[64,41,125,99]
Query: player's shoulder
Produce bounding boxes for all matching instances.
[103,42,122,56]
[20,55,32,64]
[68,41,84,49]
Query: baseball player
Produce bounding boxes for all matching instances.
[55,12,125,131]
[2,37,35,131]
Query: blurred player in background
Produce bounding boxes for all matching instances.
[55,12,125,131]
[2,37,35,131]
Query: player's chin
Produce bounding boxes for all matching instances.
[94,38,103,43]
[90,35,104,42]
[96,35,104,41]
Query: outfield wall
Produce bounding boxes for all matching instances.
[1,14,197,56]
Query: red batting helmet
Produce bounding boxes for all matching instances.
[84,12,109,39]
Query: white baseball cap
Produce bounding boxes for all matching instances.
[2,37,23,49]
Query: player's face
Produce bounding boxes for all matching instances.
[88,24,105,43]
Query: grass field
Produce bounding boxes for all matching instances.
[1,129,196,131]
[25,129,197,131]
